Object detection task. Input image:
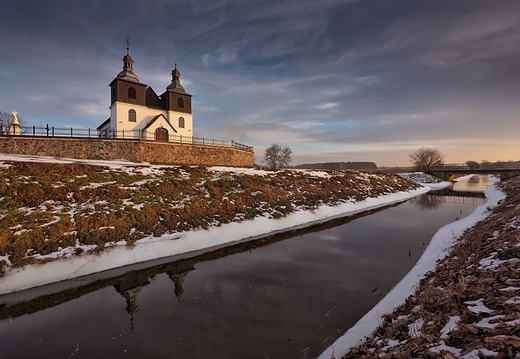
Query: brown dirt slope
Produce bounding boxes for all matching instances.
[0,161,420,274]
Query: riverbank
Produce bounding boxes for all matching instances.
[0,154,426,294]
[321,176,520,358]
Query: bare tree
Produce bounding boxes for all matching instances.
[264,143,292,170]
[466,160,479,170]
[0,111,11,134]
[408,147,445,172]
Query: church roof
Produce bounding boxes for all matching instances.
[117,54,141,83]
[142,114,178,132]
[166,64,189,95]
[97,118,110,130]
[116,38,142,83]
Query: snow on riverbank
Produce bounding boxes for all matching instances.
[318,177,503,359]
[398,172,452,189]
[0,154,429,294]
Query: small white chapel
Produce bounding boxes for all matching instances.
[97,40,193,141]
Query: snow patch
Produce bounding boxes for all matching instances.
[408,318,424,339]
[465,298,494,314]
[440,316,460,339]
[429,340,462,355]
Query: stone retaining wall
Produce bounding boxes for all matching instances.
[0,136,255,167]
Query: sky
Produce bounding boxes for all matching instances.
[0,0,519,167]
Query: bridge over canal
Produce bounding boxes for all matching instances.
[428,161,520,181]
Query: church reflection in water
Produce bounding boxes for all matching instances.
[1,209,376,322]
[0,260,197,323]
[113,265,195,328]
[113,264,195,329]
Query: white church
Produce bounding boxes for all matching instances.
[97,43,193,141]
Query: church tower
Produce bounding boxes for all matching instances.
[109,38,147,106]
[163,64,193,134]
[99,39,193,140]
[107,38,147,134]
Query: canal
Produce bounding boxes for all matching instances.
[0,176,492,358]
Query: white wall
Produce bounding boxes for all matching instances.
[109,102,193,138]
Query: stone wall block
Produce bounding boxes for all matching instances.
[0,137,254,167]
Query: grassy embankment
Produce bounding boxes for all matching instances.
[0,161,420,274]
[342,176,520,358]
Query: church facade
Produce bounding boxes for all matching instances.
[97,45,193,141]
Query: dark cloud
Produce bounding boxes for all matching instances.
[1,0,519,166]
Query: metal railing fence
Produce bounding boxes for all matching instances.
[430,161,520,171]
[1,125,254,153]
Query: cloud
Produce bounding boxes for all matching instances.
[0,0,519,166]
[315,103,338,110]
[201,53,211,67]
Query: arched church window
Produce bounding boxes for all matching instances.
[178,117,185,128]
[178,97,184,108]
[128,109,136,122]
[128,87,136,99]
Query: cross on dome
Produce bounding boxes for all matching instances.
[117,36,140,82]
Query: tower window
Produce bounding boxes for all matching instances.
[128,109,136,122]
[128,87,136,99]
[178,98,184,108]
[178,117,185,128]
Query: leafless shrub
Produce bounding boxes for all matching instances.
[264,144,292,169]
[408,147,445,172]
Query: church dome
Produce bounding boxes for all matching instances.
[166,65,187,94]
[117,54,140,82]
[117,37,140,82]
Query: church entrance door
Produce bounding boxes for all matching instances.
[155,128,169,142]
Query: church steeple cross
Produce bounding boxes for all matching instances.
[117,35,139,81]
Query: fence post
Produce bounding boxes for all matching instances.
[71,127,73,137]
[33,126,35,136]
[52,127,55,136]
[46,124,49,136]
[88,128,91,138]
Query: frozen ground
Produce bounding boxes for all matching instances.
[0,154,428,294]
[398,172,452,189]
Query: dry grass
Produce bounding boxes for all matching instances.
[341,176,520,358]
[0,162,420,274]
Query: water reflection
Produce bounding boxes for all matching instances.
[114,266,193,330]
[451,174,495,192]
[412,192,485,211]
[0,208,388,321]
[0,192,487,359]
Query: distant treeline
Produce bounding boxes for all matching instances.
[293,162,377,170]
